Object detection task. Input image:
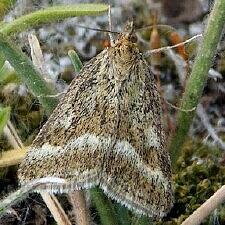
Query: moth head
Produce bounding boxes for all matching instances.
[114,21,138,47]
[109,21,140,70]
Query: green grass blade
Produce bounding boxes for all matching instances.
[91,188,120,225]
[0,4,109,36]
[68,50,83,73]
[114,203,131,225]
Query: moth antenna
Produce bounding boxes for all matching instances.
[108,5,115,45]
[74,24,120,35]
[130,20,135,33]
[124,18,135,34]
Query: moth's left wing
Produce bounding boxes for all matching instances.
[18,50,118,192]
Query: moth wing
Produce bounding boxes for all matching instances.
[100,60,173,218]
[18,49,118,191]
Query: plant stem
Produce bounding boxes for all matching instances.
[181,185,225,225]
[169,0,225,170]
[114,203,131,225]
[0,4,108,36]
[3,121,24,149]
[41,192,72,225]
[90,188,120,225]
[68,191,91,225]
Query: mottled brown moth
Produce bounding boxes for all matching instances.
[18,22,173,218]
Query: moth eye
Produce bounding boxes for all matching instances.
[129,34,138,43]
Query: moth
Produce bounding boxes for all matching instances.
[18,22,173,219]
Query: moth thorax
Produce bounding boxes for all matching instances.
[109,44,138,82]
[113,40,139,62]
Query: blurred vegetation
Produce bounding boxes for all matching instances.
[0,0,16,20]
[0,0,225,225]
[0,107,10,135]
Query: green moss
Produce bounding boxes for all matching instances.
[157,140,225,224]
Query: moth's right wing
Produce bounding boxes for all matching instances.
[18,49,118,192]
[100,59,173,218]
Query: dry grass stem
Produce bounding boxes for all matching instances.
[182,185,225,225]
[144,34,202,57]
[69,191,91,225]
[3,121,23,149]
[108,5,114,44]
[41,192,72,225]
[0,148,26,167]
